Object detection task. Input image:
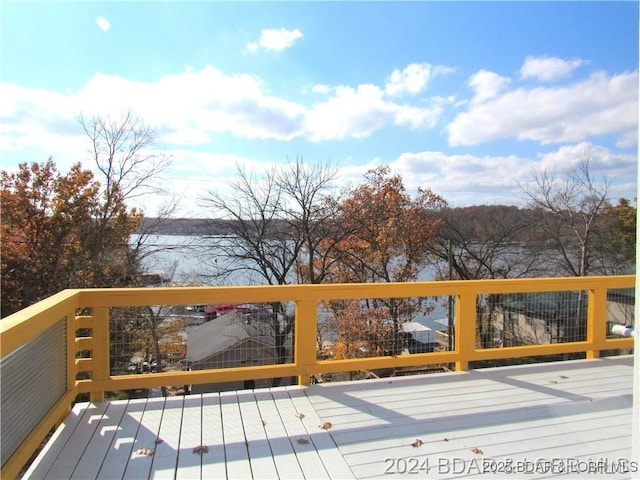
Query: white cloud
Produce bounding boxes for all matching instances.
[304,84,394,141]
[78,68,307,142]
[386,142,637,206]
[391,150,533,204]
[537,141,637,177]
[468,70,511,103]
[385,63,452,97]
[96,17,111,32]
[520,55,587,82]
[247,28,302,52]
[0,63,448,151]
[385,63,430,97]
[311,84,330,94]
[304,84,443,141]
[448,70,638,147]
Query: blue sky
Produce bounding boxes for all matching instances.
[1,1,638,216]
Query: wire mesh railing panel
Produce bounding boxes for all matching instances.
[494,290,588,348]
[606,287,635,339]
[319,296,440,362]
[109,301,294,380]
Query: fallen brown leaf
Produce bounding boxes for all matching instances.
[154,438,164,445]
[295,412,305,419]
[559,375,569,379]
[136,447,154,456]
[192,445,209,455]
[443,437,449,442]
[297,438,311,445]
[319,421,333,430]
[411,439,424,448]
[471,447,484,455]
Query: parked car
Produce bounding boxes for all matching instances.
[186,304,206,313]
[204,303,257,321]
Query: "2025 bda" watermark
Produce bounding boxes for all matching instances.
[384,456,639,476]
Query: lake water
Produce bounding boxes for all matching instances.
[134,234,450,342]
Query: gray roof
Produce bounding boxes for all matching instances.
[185,312,276,363]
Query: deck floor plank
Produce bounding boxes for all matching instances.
[45,401,109,479]
[23,356,634,480]
[254,389,306,479]
[176,395,202,480]
[23,402,91,479]
[201,393,227,479]
[286,386,356,479]
[150,395,185,479]
[235,390,280,480]
[70,400,128,479]
[96,398,148,480]
[271,387,331,479]
[220,390,253,479]
[122,396,165,480]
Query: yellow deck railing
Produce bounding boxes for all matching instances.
[1,275,635,478]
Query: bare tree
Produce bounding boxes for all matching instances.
[199,159,339,385]
[80,111,171,207]
[275,157,344,284]
[427,205,544,348]
[429,205,542,281]
[520,155,612,343]
[521,156,611,277]
[79,111,176,284]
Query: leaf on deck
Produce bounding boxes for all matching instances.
[471,447,484,455]
[295,412,305,419]
[192,445,209,455]
[136,447,154,456]
[411,439,424,448]
[319,421,333,430]
[297,438,311,445]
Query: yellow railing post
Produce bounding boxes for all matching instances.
[294,299,318,385]
[90,307,110,402]
[586,288,607,359]
[455,293,477,371]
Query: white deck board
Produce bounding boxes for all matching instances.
[45,401,109,479]
[122,396,165,480]
[96,398,148,480]
[23,356,634,479]
[70,400,128,479]
[271,387,331,479]
[220,390,253,479]
[175,395,203,480]
[201,393,227,479]
[254,389,306,479]
[151,395,184,479]
[285,386,356,479]
[23,402,92,479]
[235,390,280,480]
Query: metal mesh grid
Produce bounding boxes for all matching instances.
[109,302,294,380]
[494,290,588,347]
[319,297,439,360]
[606,287,635,339]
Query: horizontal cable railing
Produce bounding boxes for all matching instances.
[0,275,635,478]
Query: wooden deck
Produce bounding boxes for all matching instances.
[23,356,635,479]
